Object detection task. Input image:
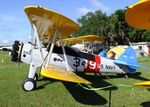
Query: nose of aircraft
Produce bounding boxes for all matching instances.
[11,40,21,62]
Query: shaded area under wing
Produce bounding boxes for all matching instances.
[52,45,95,61]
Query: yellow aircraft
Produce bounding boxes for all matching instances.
[22,6,91,91]
[10,6,144,91]
[125,0,150,30]
[57,35,104,54]
[59,35,103,45]
[125,0,150,87]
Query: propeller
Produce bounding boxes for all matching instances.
[10,40,22,64]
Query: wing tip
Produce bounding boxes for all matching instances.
[133,81,150,87]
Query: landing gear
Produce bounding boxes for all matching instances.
[34,73,39,81]
[22,78,37,91]
[125,74,129,78]
[117,73,129,78]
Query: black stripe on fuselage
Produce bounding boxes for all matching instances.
[52,46,95,61]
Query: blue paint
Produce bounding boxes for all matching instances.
[114,46,146,72]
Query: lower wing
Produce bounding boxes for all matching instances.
[133,81,150,87]
[41,65,91,84]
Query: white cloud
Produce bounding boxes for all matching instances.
[89,0,110,12]
[0,26,14,32]
[77,0,110,16]
[0,39,14,46]
[17,38,23,41]
[77,7,95,15]
[2,40,8,44]
[0,14,20,22]
[28,35,32,40]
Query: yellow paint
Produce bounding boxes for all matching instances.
[24,6,80,38]
[57,35,104,45]
[107,46,125,59]
[41,65,91,84]
[125,0,150,30]
[133,81,150,87]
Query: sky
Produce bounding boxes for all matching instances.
[0,0,139,46]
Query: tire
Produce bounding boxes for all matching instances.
[117,73,128,78]
[22,78,36,91]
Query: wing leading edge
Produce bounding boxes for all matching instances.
[41,65,91,84]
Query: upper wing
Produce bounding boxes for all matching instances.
[41,65,91,84]
[24,6,80,40]
[125,0,150,30]
[57,35,104,45]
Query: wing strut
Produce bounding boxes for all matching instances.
[58,30,70,71]
[33,24,45,63]
[44,29,70,71]
[45,29,58,68]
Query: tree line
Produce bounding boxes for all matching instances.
[71,9,150,46]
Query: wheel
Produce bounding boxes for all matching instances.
[116,73,128,78]
[34,73,38,81]
[116,73,125,77]
[22,78,36,91]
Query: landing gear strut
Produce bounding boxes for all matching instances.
[34,73,39,81]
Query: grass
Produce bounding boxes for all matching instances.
[0,51,150,107]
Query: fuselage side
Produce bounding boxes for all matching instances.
[21,43,130,74]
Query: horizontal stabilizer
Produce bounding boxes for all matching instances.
[114,60,146,68]
[41,65,91,84]
[133,81,150,87]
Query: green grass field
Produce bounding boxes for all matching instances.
[0,51,150,107]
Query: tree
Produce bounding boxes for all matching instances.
[143,30,150,41]
[73,10,110,37]
[71,8,149,45]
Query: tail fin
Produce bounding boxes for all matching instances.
[114,46,146,68]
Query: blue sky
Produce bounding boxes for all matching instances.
[0,0,139,46]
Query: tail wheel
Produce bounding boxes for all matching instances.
[22,78,36,91]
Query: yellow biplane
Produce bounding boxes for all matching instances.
[57,35,104,54]
[125,0,150,30]
[126,0,150,87]
[60,35,103,45]
[10,6,145,91]
[20,6,91,91]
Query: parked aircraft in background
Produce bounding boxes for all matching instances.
[57,35,104,54]
[0,46,12,52]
